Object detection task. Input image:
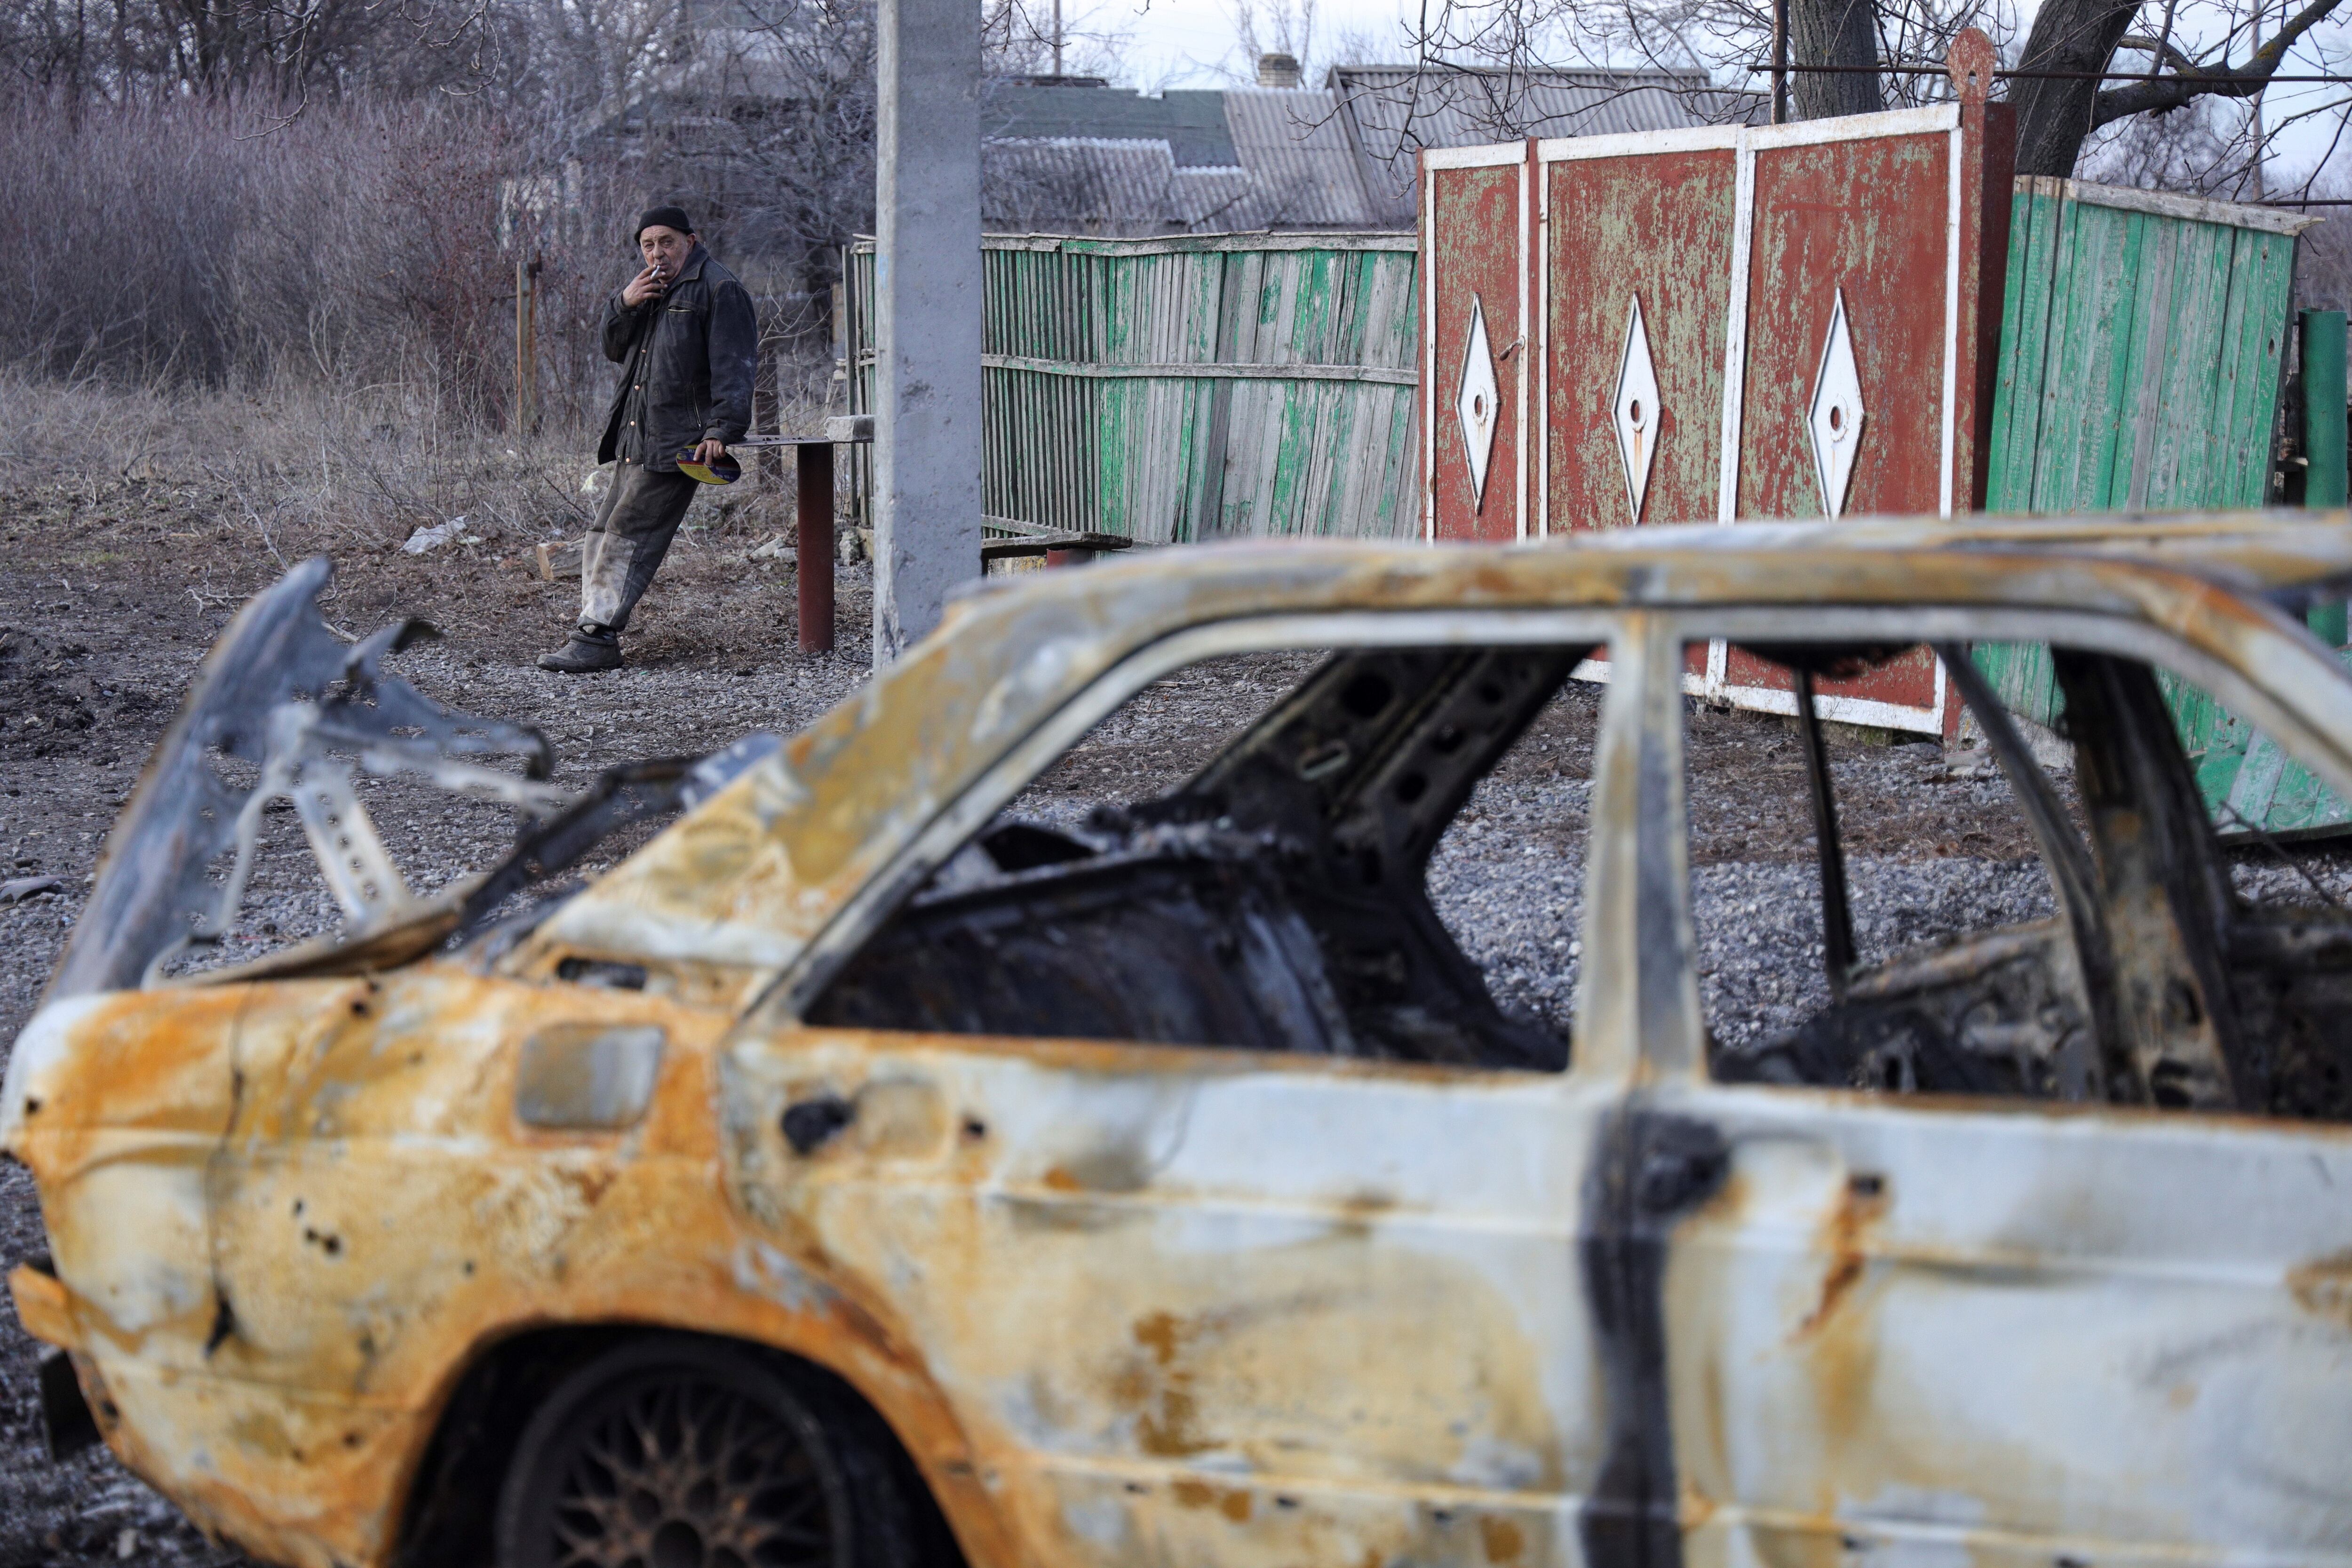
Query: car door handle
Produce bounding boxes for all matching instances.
[1633,1122,1731,1217]
[781,1095,856,1155]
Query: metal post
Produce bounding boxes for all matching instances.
[1794,669,1856,999]
[873,0,984,661]
[2303,309,2348,645]
[798,442,838,654]
[1772,0,1789,124]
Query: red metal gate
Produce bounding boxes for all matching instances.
[1422,142,1533,544]
[1420,35,2014,734]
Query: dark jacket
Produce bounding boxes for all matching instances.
[596,244,758,467]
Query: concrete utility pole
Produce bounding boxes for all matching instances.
[873,0,984,661]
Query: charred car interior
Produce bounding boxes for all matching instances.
[1708,639,2352,1123]
[809,645,1588,1071]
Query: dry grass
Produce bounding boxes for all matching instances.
[0,382,830,680]
[0,369,831,701]
[0,363,843,571]
[15,371,586,553]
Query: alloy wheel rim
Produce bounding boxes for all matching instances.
[545,1373,842,1568]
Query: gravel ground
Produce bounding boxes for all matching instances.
[6,497,2352,1566]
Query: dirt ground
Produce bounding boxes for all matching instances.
[0,476,2338,1566]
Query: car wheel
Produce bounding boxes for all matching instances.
[495,1337,909,1568]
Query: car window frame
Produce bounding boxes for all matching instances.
[757,605,1635,1074]
[1636,600,2352,1096]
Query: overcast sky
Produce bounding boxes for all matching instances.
[1083,0,2348,187]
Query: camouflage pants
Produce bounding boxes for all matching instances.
[579,461,699,634]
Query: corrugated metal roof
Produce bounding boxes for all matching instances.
[1327,64,1757,222]
[982,83,1240,167]
[983,138,1260,236]
[1220,89,1382,228]
[981,84,1382,234]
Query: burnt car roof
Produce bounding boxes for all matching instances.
[517,510,2352,1003]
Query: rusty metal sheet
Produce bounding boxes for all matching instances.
[1422,145,1530,542]
[1733,120,1972,522]
[1712,84,2014,734]
[1542,136,1739,532]
[722,1032,1614,1568]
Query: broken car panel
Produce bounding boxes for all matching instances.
[45,558,786,1001]
[6,517,2352,1568]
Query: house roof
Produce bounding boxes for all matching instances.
[983,82,1383,233]
[978,68,1741,237]
[1326,64,1757,223]
[1222,88,1390,228]
[983,84,1243,168]
[983,138,1264,234]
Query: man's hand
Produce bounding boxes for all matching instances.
[621,263,668,308]
[692,438,727,467]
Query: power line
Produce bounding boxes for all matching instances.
[1746,60,2352,84]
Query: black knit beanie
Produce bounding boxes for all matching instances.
[635,205,694,240]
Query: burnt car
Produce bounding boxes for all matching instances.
[8,516,2352,1568]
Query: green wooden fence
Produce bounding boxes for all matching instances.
[1974,176,2331,832]
[843,233,1422,543]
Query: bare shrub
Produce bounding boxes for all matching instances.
[0,94,627,420]
[2,368,581,546]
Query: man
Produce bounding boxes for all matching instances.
[540,205,758,674]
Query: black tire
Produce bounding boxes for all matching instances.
[493,1335,938,1568]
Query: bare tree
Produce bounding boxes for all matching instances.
[978,0,1133,76]
[1789,0,1884,115]
[2300,180,2352,305]
[1226,0,1318,76]
[1389,0,1999,128]
[1392,0,2348,184]
[2011,0,2349,175]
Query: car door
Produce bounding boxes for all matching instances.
[1629,613,2352,1568]
[715,610,1694,1568]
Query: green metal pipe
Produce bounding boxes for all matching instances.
[2302,309,2348,646]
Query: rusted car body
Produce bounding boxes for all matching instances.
[9,515,2352,1568]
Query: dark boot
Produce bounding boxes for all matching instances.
[538,624,622,674]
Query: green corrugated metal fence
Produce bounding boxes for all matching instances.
[1973,177,2330,833]
[844,232,1422,542]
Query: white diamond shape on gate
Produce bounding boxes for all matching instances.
[1612,295,1661,524]
[1808,288,1866,518]
[1456,295,1500,511]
